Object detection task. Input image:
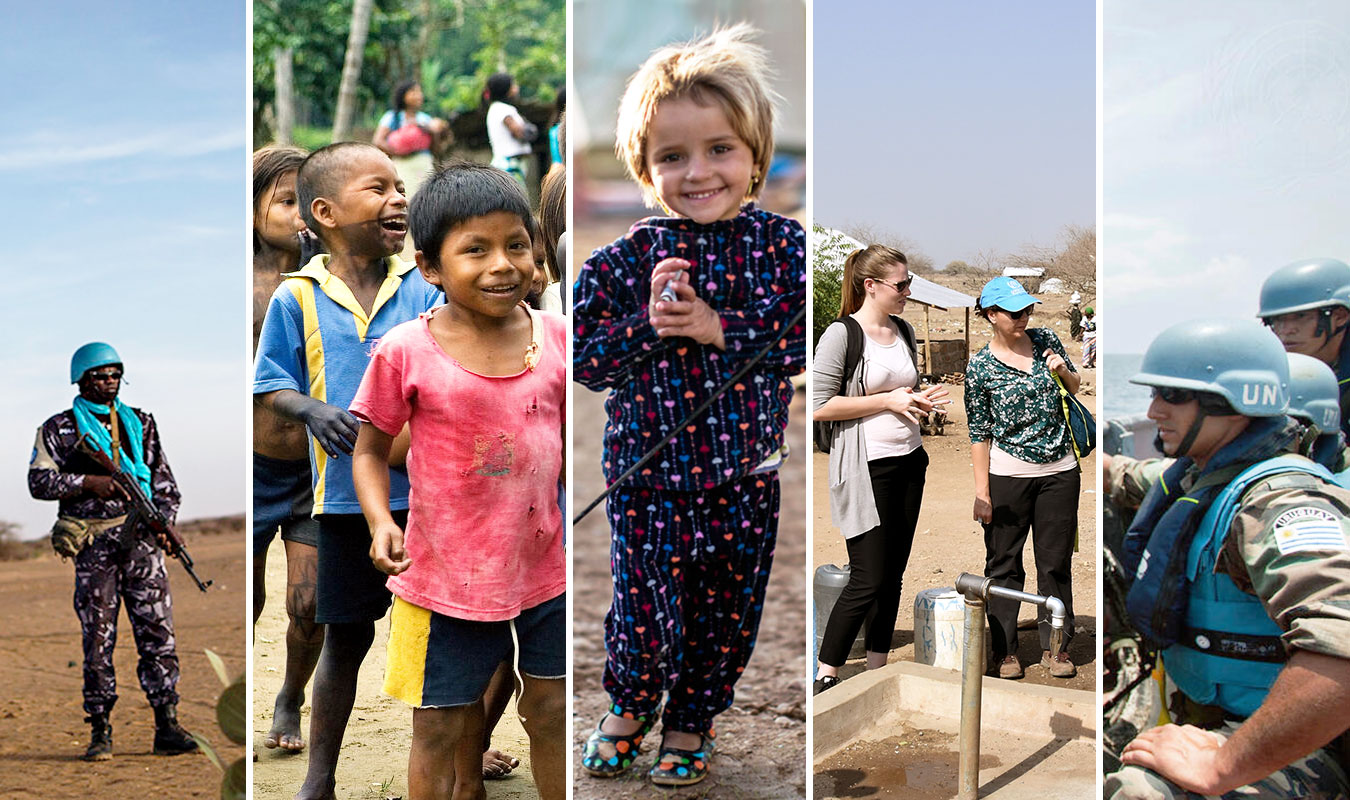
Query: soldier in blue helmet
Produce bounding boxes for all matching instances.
[1259,258,1350,439]
[27,343,198,762]
[1104,320,1350,799]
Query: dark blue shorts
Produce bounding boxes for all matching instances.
[314,512,400,624]
[384,592,565,708]
[252,452,318,555]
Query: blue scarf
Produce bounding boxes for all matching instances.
[1121,416,1295,649]
[72,396,153,500]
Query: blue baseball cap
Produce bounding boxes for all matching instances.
[979,276,1039,312]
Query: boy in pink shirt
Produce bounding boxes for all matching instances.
[350,161,565,800]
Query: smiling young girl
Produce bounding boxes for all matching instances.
[349,160,565,800]
[573,24,806,786]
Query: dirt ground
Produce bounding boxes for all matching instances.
[251,536,538,800]
[0,525,246,800]
[811,281,1099,694]
[571,213,808,799]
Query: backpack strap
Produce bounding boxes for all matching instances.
[891,315,920,386]
[838,316,865,396]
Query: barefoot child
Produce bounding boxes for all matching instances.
[350,161,566,800]
[251,144,326,753]
[253,142,442,799]
[573,25,806,787]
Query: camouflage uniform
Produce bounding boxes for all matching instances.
[28,407,182,716]
[1104,459,1350,799]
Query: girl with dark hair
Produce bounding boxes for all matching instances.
[483,72,535,189]
[372,81,448,214]
[965,277,1081,680]
[811,245,949,694]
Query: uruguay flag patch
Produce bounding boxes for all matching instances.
[1272,507,1347,555]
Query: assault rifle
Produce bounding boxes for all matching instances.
[75,433,213,592]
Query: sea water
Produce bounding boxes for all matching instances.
[1103,353,1149,420]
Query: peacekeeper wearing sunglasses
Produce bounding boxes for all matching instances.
[965,276,1082,680]
[1259,258,1350,439]
[1104,319,1350,800]
[27,343,199,762]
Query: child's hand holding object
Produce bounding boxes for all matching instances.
[369,519,413,576]
[648,257,725,349]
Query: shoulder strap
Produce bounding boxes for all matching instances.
[839,316,865,396]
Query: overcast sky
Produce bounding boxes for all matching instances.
[814,0,1095,270]
[1105,0,1350,354]
[0,2,244,539]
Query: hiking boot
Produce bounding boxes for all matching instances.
[152,704,199,756]
[83,713,113,761]
[1041,650,1076,678]
[996,655,1023,680]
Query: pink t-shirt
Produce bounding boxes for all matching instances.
[350,307,566,621]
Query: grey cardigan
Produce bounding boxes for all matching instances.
[811,315,920,538]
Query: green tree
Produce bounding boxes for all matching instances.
[254,0,563,149]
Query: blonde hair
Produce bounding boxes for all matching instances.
[839,245,908,317]
[615,23,776,208]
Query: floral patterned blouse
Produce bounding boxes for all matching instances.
[964,327,1075,464]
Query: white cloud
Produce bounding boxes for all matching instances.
[0,125,241,172]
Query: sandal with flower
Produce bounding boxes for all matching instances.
[581,704,659,778]
[649,728,716,787]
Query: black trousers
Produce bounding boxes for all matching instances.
[818,449,928,667]
[982,467,1079,658]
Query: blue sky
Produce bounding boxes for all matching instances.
[814,1,1095,269]
[1,2,245,538]
[1104,0,1350,353]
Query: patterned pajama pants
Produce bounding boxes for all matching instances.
[74,534,180,715]
[602,473,780,733]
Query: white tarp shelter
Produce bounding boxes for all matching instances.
[814,226,978,374]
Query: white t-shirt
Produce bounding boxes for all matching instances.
[859,331,922,460]
[486,101,531,160]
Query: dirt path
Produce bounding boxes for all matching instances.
[571,215,807,799]
[811,290,1098,695]
[0,529,245,799]
[251,536,538,800]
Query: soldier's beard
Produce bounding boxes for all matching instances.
[78,382,119,406]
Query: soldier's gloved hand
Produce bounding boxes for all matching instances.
[83,475,128,500]
[296,401,359,458]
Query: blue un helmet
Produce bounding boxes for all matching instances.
[1287,352,1342,469]
[1258,258,1350,323]
[1287,353,1341,433]
[70,342,123,384]
[1131,319,1289,456]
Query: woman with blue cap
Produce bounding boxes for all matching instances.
[965,277,1082,679]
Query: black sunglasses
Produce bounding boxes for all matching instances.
[88,370,123,381]
[996,307,1031,320]
[1151,386,1195,405]
[874,276,913,294]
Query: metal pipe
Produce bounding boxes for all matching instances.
[954,572,1069,799]
[957,590,984,800]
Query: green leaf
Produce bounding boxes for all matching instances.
[193,734,223,772]
[222,758,247,800]
[204,648,231,688]
[217,676,247,745]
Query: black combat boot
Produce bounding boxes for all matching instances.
[152,704,199,755]
[83,713,113,761]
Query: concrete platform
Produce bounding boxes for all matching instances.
[814,661,1097,799]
